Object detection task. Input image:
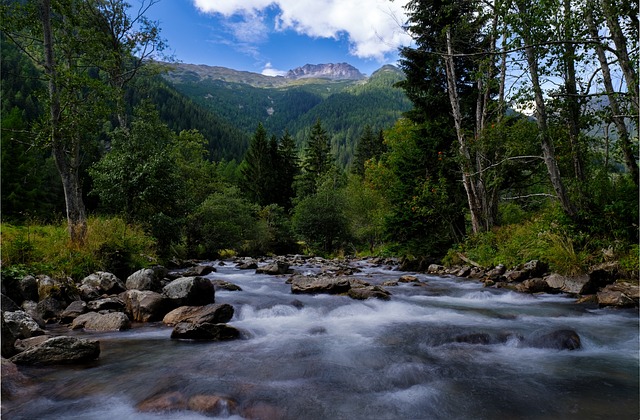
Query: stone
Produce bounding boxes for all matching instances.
[170,322,240,340]
[290,275,351,295]
[1,294,20,312]
[10,336,100,365]
[523,260,549,277]
[60,300,88,323]
[137,391,188,412]
[486,264,506,280]
[162,276,215,306]
[81,272,125,296]
[455,266,472,277]
[525,329,581,350]
[19,275,38,302]
[87,297,125,312]
[14,335,52,352]
[188,394,237,416]
[1,314,17,357]
[20,301,45,327]
[505,270,529,283]
[162,304,234,326]
[3,311,45,339]
[211,280,242,291]
[398,275,419,283]
[121,290,173,322]
[35,297,63,323]
[125,266,168,292]
[347,286,391,300]
[516,278,552,294]
[597,281,639,308]
[545,274,591,295]
[236,260,258,270]
[37,275,61,301]
[71,312,131,331]
[427,264,445,274]
[256,261,292,275]
[587,262,621,292]
[382,281,399,287]
[192,265,217,276]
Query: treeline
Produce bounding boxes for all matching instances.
[1,0,638,279]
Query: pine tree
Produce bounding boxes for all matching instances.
[296,119,332,198]
[241,123,273,206]
[274,130,299,210]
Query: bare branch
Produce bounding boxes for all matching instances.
[469,155,544,176]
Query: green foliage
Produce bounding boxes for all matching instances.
[292,183,350,255]
[296,119,334,198]
[0,217,156,280]
[186,187,260,258]
[342,175,389,253]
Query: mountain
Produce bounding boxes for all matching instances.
[161,62,411,167]
[286,63,365,80]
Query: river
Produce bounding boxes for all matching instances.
[3,259,638,419]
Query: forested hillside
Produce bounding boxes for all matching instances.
[1,0,637,286]
[163,63,412,166]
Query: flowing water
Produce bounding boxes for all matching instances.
[3,260,638,419]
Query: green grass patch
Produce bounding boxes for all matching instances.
[1,216,157,280]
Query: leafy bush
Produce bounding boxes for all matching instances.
[1,217,156,280]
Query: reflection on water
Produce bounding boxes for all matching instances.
[3,261,638,419]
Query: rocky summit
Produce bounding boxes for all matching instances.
[286,63,365,80]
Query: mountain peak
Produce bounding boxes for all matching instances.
[286,63,365,81]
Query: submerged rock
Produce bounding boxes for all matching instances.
[137,391,188,412]
[211,279,242,291]
[525,329,581,350]
[10,336,100,365]
[348,286,391,300]
[170,322,240,340]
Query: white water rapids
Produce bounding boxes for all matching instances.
[3,260,638,419]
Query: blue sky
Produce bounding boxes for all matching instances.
[144,0,412,76]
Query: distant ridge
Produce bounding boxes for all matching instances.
[286,63,365,80]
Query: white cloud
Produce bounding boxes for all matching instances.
[192,0,412,60]
[262,62,287,76]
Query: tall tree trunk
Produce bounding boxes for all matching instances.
[601,0,639,115]
[444,28,484,234]
[523,41,577,217]
[40,0,87,244]
[587,4,639,184]
[563,0,584,181]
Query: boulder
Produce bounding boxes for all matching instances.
[162,304,234,326]
[347,286,391,300]
[87,297,125,312]
[1,314,17,357]
[188,394,237,416]
[121,290,173,322]
[485,264,506,280]
[211,280,242,291]
[81,272,126,296]
[236,260,258,270]
[523,260,549,278]
[170,322,240,340]
[398,275,419,283]
[71,312,131,331]
[126,266,168,292]
[455,266,472,277]
[505,269,529,283]
[10,336,100,365]
[162,277,215,306]
[256,261,292,275]
[545,273,591,295]
[290,275,351,295]
[14,335,52,352]
[381,280,399,287]
[20,301,45,327]
[1,294,20,312]
[19,275,38,302]
[181,265,217,277]
[137,391,188,412]
[525,329,581,350]
[427,264,445,274]
[1,358,34,401]
[588,262,621,292]
[35,297,63,323]
[60,300,88,323]
[516,278,553,294]
[3,311,45,339]
[597,281,639,308]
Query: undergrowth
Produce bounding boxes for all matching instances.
[1,216,157,281]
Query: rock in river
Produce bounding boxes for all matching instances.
[290,275,351,295]
[163,303,234,326]
[10,336,100,365]
[162,277,215,306]
[171,322,240,340]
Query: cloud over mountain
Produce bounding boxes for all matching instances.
[192,0,412,61]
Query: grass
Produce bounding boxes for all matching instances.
[1,216,157,281]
